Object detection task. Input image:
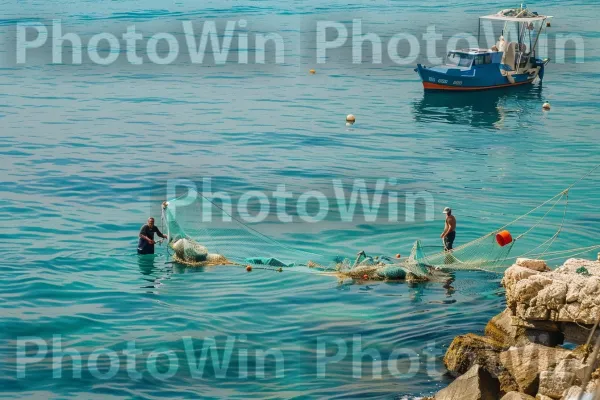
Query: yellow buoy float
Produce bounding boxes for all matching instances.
[542,102,551,110]
[309,69,316,74]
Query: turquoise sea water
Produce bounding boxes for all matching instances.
[1,0,600,398]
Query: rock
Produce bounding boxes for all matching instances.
[557,259,600,277]
[566,280,585,303]
[486,310,526,347]
[562,385,596,400]
[536,281,567,311]
[502,258,600,326]
[511,276,552,314]
[511,317,561,332]
[516,258,550,272]
[444,333,507,376]
[503,266,542,310]
[524,305,550,321]
[500,392,535,400]
[535,395,553,400]
[499,344,572,395]
[555,357,589,383]
[444,334,519,394]
[434,364,500,400]
[538,370,575,398]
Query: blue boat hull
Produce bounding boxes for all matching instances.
[415,64,537,91]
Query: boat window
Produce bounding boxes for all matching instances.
[446,53,473,67]
[473,54,492,65]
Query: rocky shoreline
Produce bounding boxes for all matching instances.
[424,257,600,400]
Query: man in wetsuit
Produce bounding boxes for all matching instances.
[441,207,456,251]
[138,217,167,255]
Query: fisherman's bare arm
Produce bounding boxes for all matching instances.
[441,220,449,238]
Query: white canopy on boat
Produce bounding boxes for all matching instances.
[480,8,553,23]
[480,14,553,22]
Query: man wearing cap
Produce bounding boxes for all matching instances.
[441,207,456,251]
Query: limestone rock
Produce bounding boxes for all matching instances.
[562,385,596,400]
[524,305,550,321]
[503,266,541,310]
[511,317,561,332]
[555,357,589,383]
[500,392,535,400]
[516,258,550,272]
[502,258,600,325]
[434,364,500,400]
[486,309,526,347]
[536,281,567,311]
[538,370,574,398]
[500,392,534,400]
[444,333,506,375]
[556,258,600,276]
[444,334,519,394]
[499,344,572,395]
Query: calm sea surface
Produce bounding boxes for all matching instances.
[1,0,599,398]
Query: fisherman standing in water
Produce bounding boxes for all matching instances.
[441,207,456,251]
[138,217,168,255]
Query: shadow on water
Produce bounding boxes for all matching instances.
[412,83,544,129]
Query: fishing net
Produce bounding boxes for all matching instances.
[161,190,433,279]
[160,186,578,279]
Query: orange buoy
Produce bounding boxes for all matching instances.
[309,69,316,74]
[346,114,355,124]
[395,254,401,259]
[362,274,368,280]
[246,265,252,272]
[496,230,513,247]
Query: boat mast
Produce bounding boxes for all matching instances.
[530,17,547,57]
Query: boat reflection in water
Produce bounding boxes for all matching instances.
[412,83,543,129]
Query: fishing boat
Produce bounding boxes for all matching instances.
[415,6,552,91]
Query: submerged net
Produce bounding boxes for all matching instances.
[161,191,434,278]
[161,187,571,279]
